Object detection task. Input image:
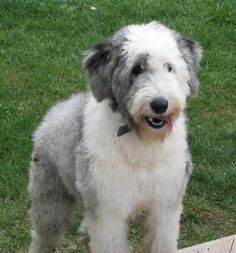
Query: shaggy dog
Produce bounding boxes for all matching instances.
[28,21,202,253]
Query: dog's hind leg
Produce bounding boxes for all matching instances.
[28,157,75,253]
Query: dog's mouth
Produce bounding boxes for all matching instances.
[144,115,173,129]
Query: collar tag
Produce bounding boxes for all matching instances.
[117,124,130,137]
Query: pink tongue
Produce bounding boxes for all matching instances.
[158,115,173,128]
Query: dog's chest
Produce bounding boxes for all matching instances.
[90,159,154,213]
[83,96,187,216]
[89,152,185,218]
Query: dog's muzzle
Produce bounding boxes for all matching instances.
[144,97,173,129]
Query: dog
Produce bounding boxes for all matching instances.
[28,21,202,253]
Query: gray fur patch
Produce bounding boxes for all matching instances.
[111,54,150,128]
[83,31,128,103]
[185,148,193,177]
[75,145,98,218]
[176,35,202,96]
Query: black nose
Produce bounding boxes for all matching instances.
[150,97,168,114]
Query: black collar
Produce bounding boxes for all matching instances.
[117,124,130,137]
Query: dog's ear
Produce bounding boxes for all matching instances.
[83,40,119,102]
[177,36,203,96]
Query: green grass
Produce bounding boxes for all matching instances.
[0,0,235,252]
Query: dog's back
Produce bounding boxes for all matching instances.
[30,94,88,198]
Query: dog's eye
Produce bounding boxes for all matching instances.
[131,64,144,77]
[165,63,173,72]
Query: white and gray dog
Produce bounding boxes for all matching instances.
[28,21,202,253]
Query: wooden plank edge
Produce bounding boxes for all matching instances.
[178,234,236,253]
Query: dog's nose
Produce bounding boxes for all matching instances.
[150,97,168,114]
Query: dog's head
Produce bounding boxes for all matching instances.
[83,22,202,141]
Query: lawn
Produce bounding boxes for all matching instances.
[0,0,235,252]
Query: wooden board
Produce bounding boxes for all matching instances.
[178,235,236,253]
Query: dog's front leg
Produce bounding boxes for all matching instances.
[86,214,131,253]
[143,204,182,253]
